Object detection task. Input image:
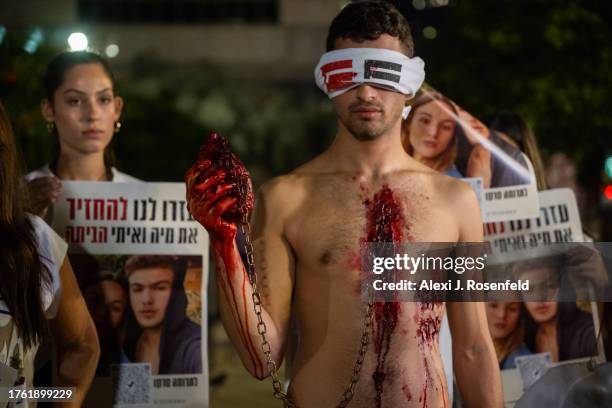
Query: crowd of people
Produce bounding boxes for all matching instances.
[0,49,204,406]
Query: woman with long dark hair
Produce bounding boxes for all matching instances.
[26,50,139,219]
[0,100,99,405]
[516,256,598,362]
[523,301,597,362]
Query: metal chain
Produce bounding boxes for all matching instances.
[241,220,295,407]
[239,191,375,408]
[337,300,374,408]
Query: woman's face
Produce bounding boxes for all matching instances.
[100,280,127,329]
[407,101,456,161]
[525,301,558,324]
[42,63,122,158]
[486,301,521,339]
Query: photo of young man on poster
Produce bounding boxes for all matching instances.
[122,255,203,375]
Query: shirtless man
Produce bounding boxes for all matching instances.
[187,2,502,406]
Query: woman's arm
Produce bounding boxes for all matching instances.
[466,144,492,189]
[50,256,100,407]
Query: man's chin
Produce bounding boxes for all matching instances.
[349,125,384,141]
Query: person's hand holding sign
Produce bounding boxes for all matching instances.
[25,176,62,218]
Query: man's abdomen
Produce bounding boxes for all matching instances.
[289,302,449,408]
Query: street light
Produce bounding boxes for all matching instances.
[68,32,88,51]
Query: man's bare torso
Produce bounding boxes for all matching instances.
[270,166,461,408]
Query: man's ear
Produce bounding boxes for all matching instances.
[41,99,54,123]
[114,96,124,120]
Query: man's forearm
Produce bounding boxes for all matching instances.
[214,239,284,379]
[454,340,503,407]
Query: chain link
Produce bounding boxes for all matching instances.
[238,183,374,407]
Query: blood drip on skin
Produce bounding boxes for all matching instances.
[363,186,405,408]
[419,383,428,406]
[416,303,442,344]
[402,384,412,401]
[187,133,263,377]
[215,243,264,377]
[415,301,445,408]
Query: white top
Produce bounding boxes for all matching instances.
[26,164,141,183]
[31,215,67,318]
[0,215,67,398]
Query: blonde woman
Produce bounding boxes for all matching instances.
[403,92,463,177]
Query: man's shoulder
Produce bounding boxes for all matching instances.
[398,169,480,225]
[259,154,328,197]
[399,166,474,199]
[435,174,479,215]
[178,319,202,341]
[256,174,309,220]
[431,174,482,240]
[259,173,307,197]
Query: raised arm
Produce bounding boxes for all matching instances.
[50,257,100,407]
[446,182,503,407]
[187,163,294,379]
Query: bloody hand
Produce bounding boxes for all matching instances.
[186,133,254,241]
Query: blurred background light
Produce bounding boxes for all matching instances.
[23,28,43,54]
[105,43,119,58]
[68,32,88,51]
[423,26,438,40]
[430,0,449,6]
[412,0,426,11]
[605,156,612,179]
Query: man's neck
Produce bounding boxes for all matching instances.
[327,120,414,177]
[56,152,108,181]
[136,327,162,374]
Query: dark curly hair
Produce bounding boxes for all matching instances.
[326,0,414,56]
